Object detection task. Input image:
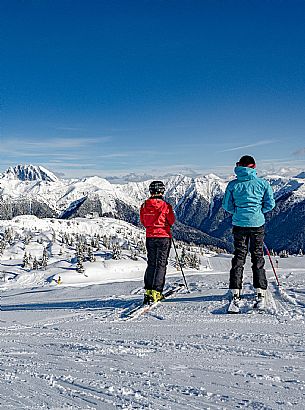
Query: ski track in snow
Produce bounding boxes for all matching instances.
[1,260,305,409]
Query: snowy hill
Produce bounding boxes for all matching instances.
[0,214,213,288]
[0,164,304,252]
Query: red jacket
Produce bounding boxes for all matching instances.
[140,197,175,238]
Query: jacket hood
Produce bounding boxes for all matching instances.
[234,166,257,181]
[145,197,165,209]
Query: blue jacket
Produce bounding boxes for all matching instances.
[222,167,275,227]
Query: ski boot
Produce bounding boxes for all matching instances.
[253,288,266,311]
[151,290,165,303]
[227,289,241,314]
[143,290,153,305]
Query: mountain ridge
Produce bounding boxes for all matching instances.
[0,164,304,252]
[2,164,58,183]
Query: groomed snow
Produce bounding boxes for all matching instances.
[0,217,305,409]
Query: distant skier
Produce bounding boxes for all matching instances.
[222,155,275,311]
[140,181,175,304]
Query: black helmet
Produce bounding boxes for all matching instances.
[149,180,165,195]
[237,155,256,168]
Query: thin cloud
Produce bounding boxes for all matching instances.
[97,149,167,159]
[98,153,131,159]
[219,140,278,152]
[24,137,111,149]
[55,126,84,131]
[1,151,88,160]
[0,137,112,159]
[43,161,97,169]
[293,147,305,157]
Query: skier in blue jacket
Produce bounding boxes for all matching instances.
[222,155,275,311]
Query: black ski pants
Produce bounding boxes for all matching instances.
[144,237,171,293]
[229,225,267,290]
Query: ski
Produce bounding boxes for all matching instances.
[246,300,276,315]
[227,298,241,314]
[226,298,264,314]
[122,283,185,321]
[226,294,275,315]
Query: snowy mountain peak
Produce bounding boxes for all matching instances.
[203,173,221,180]
[2,164,58,182]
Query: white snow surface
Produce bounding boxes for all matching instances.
[0,216,305,409]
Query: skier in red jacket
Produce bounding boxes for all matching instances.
[140,180,175,304]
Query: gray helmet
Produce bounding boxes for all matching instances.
[149,180,165,195]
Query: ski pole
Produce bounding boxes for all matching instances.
[264,243,281,287]
[172,237,189,291]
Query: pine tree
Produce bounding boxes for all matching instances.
[42,248,48,270]
[189,253,200,270]
[76,254,85,274]
[112,244,122,260]
[279,249,289,258]
[180,247,187,268]
[137,240,146,253]
[88,246,96,262]
[32,257,39,270]
[4,228,13,243]
[130,249,138,261]
[76,242,83,258]
[103,235,110,249]
[0,240,5,254]
[95,234,101,250]
[22,252,29,268]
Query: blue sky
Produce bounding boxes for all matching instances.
[1,0,305,178]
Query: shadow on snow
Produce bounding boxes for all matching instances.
[0,297,137,312]
[1,292,232,315]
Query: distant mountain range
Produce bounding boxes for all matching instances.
[0,164,304,253]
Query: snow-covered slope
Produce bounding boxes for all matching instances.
[295,171,305,179]
[266,174,305,202]
[0,214,305,409]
